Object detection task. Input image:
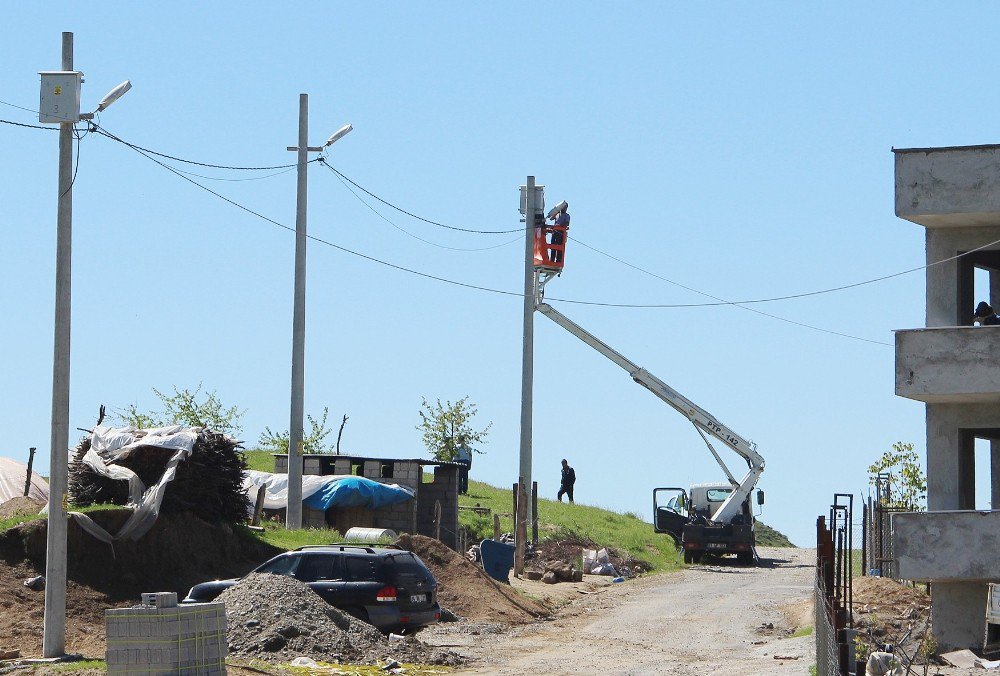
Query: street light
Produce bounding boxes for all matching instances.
[325,123,353,148]
[285,93,352,529]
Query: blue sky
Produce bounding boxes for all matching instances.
[3,3,998,547]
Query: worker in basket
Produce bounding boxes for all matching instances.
[548,201,569,263]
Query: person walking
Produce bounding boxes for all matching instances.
[557,459,576,503]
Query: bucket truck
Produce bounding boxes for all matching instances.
[535,302,766,564]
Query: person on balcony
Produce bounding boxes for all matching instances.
[973,301,1000,326]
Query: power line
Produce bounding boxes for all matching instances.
[324,163,521,234]
[96,123,889,346]
[321,161,521,252]
[92,122,311,171]
[0,117,58,131]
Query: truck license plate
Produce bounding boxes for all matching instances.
[707,543,727,549]
[410,593,426,603]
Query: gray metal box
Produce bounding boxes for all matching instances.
[39,71,82,124]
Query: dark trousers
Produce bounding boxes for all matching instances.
[550,230,565,263]
[458,461,470,494]
[558,485,574,503]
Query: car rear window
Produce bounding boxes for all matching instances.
[384,553,431,578]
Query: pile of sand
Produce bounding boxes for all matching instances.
[395,534,548,623]
[0,497,44,520]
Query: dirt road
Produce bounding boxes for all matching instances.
[424,547,816,675]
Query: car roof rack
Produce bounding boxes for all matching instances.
[293,543,378,553]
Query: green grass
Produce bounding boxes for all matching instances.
[50,659,106,671]
[459,479,681,572]
[244,449,277,473]
[791,625,814,638]
[0,502,125,533]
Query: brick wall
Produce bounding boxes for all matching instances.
[416,465,460,550]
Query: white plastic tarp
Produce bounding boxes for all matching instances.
[0,456,49,504]
[72,425,202,544]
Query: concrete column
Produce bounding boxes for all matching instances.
[932,582,990,651]
[926,405,963,511]
[992,441,1000,510]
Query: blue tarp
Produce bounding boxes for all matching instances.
[302,476,414,510]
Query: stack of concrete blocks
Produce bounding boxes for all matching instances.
[415,464,460,550]
[892,144,1000,650]
[105,592,226,674]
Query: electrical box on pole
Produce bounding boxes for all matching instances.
[38,71,83,124]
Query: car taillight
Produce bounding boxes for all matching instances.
[376,585,397,602]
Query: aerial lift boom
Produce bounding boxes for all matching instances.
[534,302,765,526]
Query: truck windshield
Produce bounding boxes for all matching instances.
[706,488,733,502]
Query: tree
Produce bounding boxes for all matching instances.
[258,407,336,455]
[116,384,244,436]
[417,397,492,462]
[868,441,926,511]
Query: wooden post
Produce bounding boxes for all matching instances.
[434,500,442,541]
[24,447,36,497]
[493,513,501,541]
[531,481,538,545]
[511,482,518,531]
[250,487,266,526]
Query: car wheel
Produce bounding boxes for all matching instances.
[344,607,371,625]
[683,550,693,564]
[692,551,703,564]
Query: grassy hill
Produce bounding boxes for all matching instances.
[241,452,797,567]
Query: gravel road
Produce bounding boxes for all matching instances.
[423,547,816,675]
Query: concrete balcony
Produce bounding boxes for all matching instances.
[895,327,1000,403]
[895,144,1000,228]
[893,510,1000,581]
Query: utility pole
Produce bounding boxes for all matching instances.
[43,30,74,659]
[286,94,311,530]
[518,176,541,548]
[285,98,352,530]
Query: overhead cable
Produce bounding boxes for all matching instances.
[98,121,888,346]
[321,160,521,252]
[324,164,521,234]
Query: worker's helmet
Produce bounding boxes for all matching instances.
[975,301,994,318]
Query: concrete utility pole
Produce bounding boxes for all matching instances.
[286,93,311,530]
[285,97,352,529]
[518,176,539,536]
[43,30,74,659]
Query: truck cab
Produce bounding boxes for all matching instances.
[654,482,763,564]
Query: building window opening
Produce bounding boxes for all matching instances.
[380,462,394,479]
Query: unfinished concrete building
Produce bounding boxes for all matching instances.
[892,144,1000,650]
[273,454,462,551]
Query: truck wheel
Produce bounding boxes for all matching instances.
[737,551,753,565]
[683,550,693,564]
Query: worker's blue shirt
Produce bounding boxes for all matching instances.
[554,212,570,228]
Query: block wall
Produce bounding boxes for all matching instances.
[416,465,460,550]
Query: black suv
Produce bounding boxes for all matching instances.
[182,544,440,632]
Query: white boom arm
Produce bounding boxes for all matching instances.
[536,302,765,525]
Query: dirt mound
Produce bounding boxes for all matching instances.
[0,510,281,657]
[395,534,547,624]
[221,573,461,666]
[0,497,44,520]
[853,576,932,664]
